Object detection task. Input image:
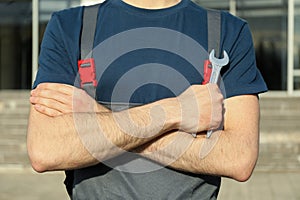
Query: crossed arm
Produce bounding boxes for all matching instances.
[27,83,260,182]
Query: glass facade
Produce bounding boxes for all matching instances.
[0,0,80,90]
[295,0,300,89]
[237,0,288,91]
[0,0,32,89]
[0,0,299,94]
[39,0,81,37]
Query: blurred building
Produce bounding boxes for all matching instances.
[0,0,299,95]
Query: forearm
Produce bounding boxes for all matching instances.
[27,108,98,171]
[137,130,256,181]
[27,98,179,172]
[136,95,260,181]
[27,83,223,172]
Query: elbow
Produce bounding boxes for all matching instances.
[231,163,255,182]
[230,152,258,182]
[29,157,48,173]
[28,146,61,173]
[27,144,52,173]
[28,153,47,173]
[27,107,62,172]
[27,133,58,173]
[27,130,49,173]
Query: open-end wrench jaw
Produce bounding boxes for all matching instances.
[209,49,229,66]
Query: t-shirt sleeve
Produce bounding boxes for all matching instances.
[221,20,268,98]
[32,12,78,89]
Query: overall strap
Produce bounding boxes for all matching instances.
[202,9,221,85]
[65,5,100,198]
[81,4,99,59]
[207,9,221,58]
[78,4,100,98]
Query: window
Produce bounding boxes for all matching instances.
[0,0,80,89]
[295,0,300,89]
[0,0,32,89]
[237,0,288,91]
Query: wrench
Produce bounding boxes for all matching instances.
[191,49,229,138]
[206,49,229,138]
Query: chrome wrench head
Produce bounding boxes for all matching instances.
[209,49,229,67]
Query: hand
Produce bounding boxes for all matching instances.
[176,84,224,133]
[30,83,108,117]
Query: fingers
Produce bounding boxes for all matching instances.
[36,83,74,95]
[30,95,72,114]
[33,104,63,117]
[206,84,224,130]
[32,83,73,104]
[30,83,100,115]
[178,84,224,133]
[30,83,75,115]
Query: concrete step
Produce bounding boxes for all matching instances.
[0,152,30,168]
[259,95,300,170]
[257,143,300,172]
[260,99,300,107]
[0,90,30,168]
[259,96,300,133]
[260,119,300,133]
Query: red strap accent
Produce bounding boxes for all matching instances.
[78,58,97,87]
[202,59,212,85]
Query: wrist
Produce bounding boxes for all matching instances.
[157,97,181,131]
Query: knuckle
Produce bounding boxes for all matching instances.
[210,105,223,129]
[42,89,51,96]
[35,89,44,97]
[38,97,47,105]
[33,97,41,104]
[210,117,221,130]
[29,96,36,103]
[33,88,40,96]
[38,83,47,89]
[39,105,45,112]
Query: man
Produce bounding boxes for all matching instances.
[27,0,267,199]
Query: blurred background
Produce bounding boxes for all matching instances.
[0,0,299,199]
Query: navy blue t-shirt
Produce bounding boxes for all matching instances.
[34,0,267,199]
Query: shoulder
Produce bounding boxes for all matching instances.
[220,11,248,34]
[185,2,248,32]
[221,10,247,25]
[48,2,109,37]
[186,1,208,13]
[50,6,84,30]
[219,11,252,49]
[40,6,84,52]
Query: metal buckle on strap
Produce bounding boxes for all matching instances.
[78,58,97,88]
